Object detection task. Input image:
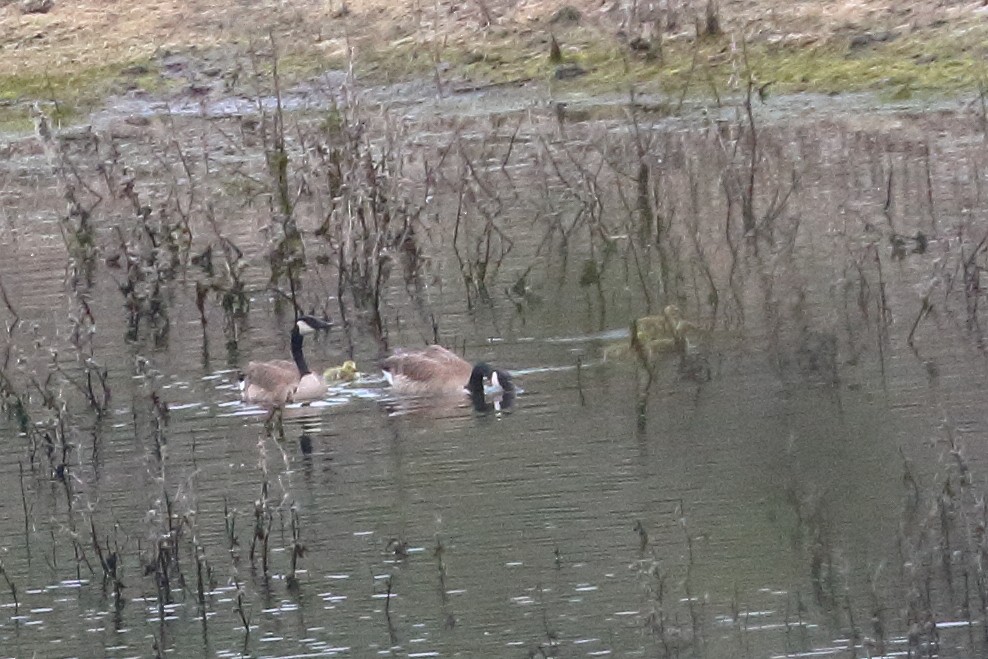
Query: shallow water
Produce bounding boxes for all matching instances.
[1,88,988,658]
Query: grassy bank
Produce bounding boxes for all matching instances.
[2,0,987,127]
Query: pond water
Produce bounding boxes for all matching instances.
[1,86,987,658]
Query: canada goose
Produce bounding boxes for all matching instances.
[323,360,359,383]
[603,305,699,362]
[634,305,697,343]
[380,345,514,397]
[240,316,332,406]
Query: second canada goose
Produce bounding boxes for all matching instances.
[634,305,696,344]
[604,305,699,361]
[380,345,514,397]
[240,316,332,406]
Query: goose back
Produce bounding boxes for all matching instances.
[381,345,473,394]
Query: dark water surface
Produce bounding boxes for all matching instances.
[1,88,987,658]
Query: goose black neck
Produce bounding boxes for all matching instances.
[467,368,487,396]
[291,328,311,375]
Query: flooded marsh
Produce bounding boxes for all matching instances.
[2,74,988,659]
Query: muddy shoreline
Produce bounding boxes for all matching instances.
[5,64,978,152]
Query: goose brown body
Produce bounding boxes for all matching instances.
[380,345,473,395]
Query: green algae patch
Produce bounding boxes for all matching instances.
[0,59,162,126]
[352,20,988,102]
[740,35,988,95]
[3,19,988,129]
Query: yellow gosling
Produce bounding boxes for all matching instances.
[323,360,359,383]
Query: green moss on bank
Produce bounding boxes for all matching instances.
[1,21,986,131]
[357,22,988,100]
[0,59,162,127]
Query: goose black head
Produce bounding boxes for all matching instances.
[490,369,515,393]
[289,316,332,376]
[466,362,515,395]
[470,387,516,413]
[467,362,495,395]
[295,315,332,336]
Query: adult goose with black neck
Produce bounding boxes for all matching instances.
[380,345,514,398]
[240,316,332,406]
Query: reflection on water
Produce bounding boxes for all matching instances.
[1,90,988,657]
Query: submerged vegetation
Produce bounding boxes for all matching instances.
[4,3,988,655]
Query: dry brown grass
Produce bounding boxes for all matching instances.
[2,0,981,77]
[0,0,985,121]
